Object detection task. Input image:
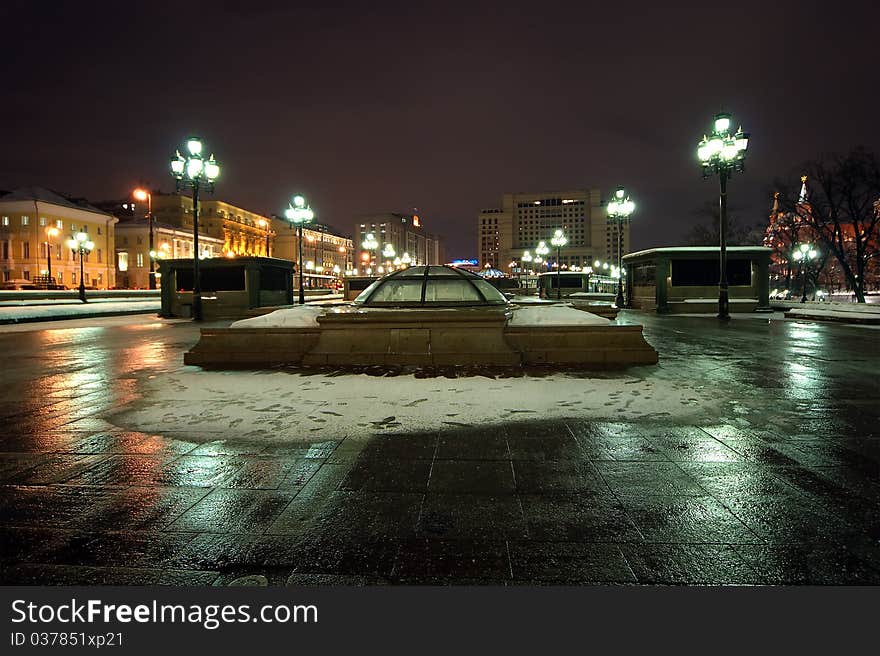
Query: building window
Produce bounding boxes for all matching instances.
[22,242,30,258]
[72,272,77,285]
[97,249,102,263]
[39,217,47,226]
[97,273,103,285]
[55,219,63,229]
[118,252,129,272]
[57,271,63,283]
[1,216,8,226]
[21,216,29,226]
[2,242,8,259]
[97,227,102,235]
[136,253,144,268]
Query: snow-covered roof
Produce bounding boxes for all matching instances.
[0,187,113,218]
[623,246,772,260]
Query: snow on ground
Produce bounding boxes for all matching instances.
[787,307,880,322]
[231,305,324,328]
[0,300,160,322]
[508,304,609,326]
[112,367,718,443]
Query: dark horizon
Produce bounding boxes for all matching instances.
[2,0,879,257]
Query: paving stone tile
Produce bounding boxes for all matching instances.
[513,460,612,495]
[519,494,643,542]
[508,541,637,583]
[418,493,528,540]
[393,539,512,580]
[595,461,707,497]
[620,495,762,544]
[436,432,510,460]
[340,457,431,492]
[166,488,297,534]
[428,460,516,494]
[621,544,762,584]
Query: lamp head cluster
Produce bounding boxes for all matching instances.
[551,228,568,248]
[66,231,94,253]
[697,113,749,177]
[535,241,550,257]
[171,137,220,189]
[362,232,379,251]
[606,187,635,218]
[284,194,315,226]
[793,243,818,261]
[382,244,396,259]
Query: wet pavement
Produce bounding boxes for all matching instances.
[0,312,879,585]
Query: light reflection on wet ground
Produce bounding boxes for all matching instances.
[0,313,878,585]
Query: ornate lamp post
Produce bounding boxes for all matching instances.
[535,241,549,297]
[257,218,271,256]
[550,229,568,300]
[66,232,94,303]
[284,194,316,305]
[401,252,412,267]
[132,188,155,289]
[697,112,750,320]
[170,137,221,320]
[45,226,59,283]
[382,243,396,270]
[606,186,635,308]
[792,242,818,303]
[362,232,378,273]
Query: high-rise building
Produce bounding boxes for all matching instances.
[354,213,443,272]
[478,189,630,271]
[0,187,117,288]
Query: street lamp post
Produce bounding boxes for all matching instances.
[697,113,750,321]
[66,232,94,303]
[132,188,155,289]
[550,229,568,300]
[521,251,532,289]
[362,232,378,274]
[606,187,635,308]
[45,226,59,283]
[284,195,315,305]
[535,241,549,298]
[793,243,818,303]
[382,244,396,270]
[170,137,221,321]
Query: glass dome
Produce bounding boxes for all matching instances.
[353,265,509,307]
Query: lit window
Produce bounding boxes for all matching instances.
[39,217,47,226]
[55,219,63,229]
[21,216,29,225]
[136,253,144,267]
[1,216,8,226]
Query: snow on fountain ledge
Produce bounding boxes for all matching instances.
[229,303,608,329]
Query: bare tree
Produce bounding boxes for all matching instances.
[683,201,764,247]
[777,148,880,303]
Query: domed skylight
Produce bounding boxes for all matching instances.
[353,266,509,307]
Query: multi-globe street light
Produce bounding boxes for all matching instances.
[170,137,221,321]
[382,243,396,269]
[362,232,379,273]
[550,229,568,300]
[792,242,818,303]
[284,194,316,305]
[132,188,156,289]
[697,112,750,320]
[66,231,94,303]
[606,187,635,308]
[44,226,59,283]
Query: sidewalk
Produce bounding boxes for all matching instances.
[785,301,880,325]
[0,300,160,324]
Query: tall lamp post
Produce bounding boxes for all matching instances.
[535,241,549,298]
[66,232,94,303]
[284,194,315,305]
[521,251,532,289]
[362,232,378,274]
[697,112,750,320]
[132,188,155,289]
[170,137,221,321]
[793,243,817,303]
[45,226,59,283]
[550,229,568,300]
[606,187,635,308]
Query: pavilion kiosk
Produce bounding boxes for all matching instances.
[158,256,294,320]
[623,246,772,314]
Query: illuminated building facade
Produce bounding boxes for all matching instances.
[0,187,117,288]
[355,213,443,272]
[478,189,629,271]
[271,219,353,276]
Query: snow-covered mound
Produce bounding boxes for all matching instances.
[231,305,324,329]
[508,304,609,326]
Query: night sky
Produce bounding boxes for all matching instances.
[2,1,878,257]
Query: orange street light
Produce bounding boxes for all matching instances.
[132,187,156,289]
